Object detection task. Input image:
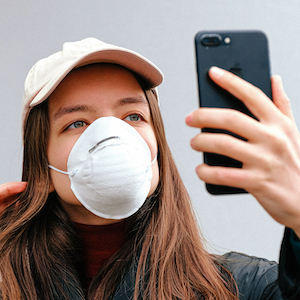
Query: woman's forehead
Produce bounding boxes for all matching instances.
[47,64,150,118]
[49,64,144,99]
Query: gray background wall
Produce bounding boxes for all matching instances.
[1,0,300,261]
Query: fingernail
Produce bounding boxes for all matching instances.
[273,74,282,85]
[185,112,193,125]
[190,137,195,148]
[210,66,225,77]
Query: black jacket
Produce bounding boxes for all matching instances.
[279,228,300,300]
[65,228,299,299]
[112,228,300,299]
[112,251,281,299]
[221,252,281,299]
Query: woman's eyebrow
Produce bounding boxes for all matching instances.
[53,105,95,120]
[116,96,148,107]
[52,97,148,120]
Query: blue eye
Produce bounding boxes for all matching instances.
[68,121,87,129]
[124,114,142,122]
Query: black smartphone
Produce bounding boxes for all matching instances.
[194,30,272,195]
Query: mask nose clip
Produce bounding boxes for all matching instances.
[89,136,120,153]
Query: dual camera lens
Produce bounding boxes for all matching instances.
[201,34,231,46]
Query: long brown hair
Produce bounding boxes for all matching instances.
[0,65,238,299]
[0,102,84,300]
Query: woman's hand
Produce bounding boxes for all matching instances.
[0,182,27,213]
[186,67,300,238]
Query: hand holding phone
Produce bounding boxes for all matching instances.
[191,34,300,239]
[194,30,272,194]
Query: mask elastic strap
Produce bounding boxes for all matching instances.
[151,156,157,165]
[48,165,78,177]
[146,156,157,172]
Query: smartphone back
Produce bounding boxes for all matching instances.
[194,30,272,195]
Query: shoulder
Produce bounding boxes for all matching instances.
[220,251,278,279]
[219,252,282,300]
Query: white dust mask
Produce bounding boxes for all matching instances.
[49,116,156,219]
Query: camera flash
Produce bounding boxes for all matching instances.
[224,37,231,44]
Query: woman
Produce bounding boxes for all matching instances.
[0,37,299,299]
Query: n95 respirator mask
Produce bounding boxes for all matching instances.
[49,116,156,219]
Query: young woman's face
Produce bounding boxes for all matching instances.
[47,64,159,225]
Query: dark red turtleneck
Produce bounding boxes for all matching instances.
[74,220,128,292]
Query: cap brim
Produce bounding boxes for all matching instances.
[30,47,163,108]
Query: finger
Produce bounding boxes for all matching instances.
[191,132,257,164]
[195,163,252,190]
[271,75,295,121]
[186,107,262,142]
[0,182,27,202]
[208,67,276,122]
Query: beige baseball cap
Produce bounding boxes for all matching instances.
[22,37,163,129]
